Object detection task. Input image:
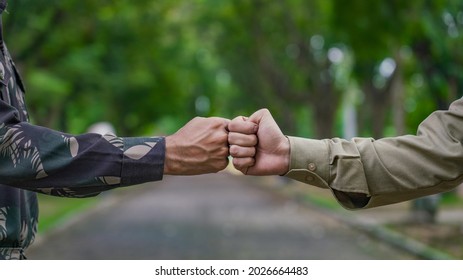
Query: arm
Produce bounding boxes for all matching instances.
[0,101,230,198]
[0,100,164,197]
[229,99,463,210]
[287,98,463,209]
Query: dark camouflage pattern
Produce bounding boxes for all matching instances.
[0,3,165,259]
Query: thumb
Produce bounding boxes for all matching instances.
[248,108,272,125]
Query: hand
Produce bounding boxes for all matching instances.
[228,109,290,175]
[164,117,230,175]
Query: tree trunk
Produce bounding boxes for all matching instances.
[391,52,405,135]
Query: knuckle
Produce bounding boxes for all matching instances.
[231,116,243,123]
[227,132,238,143]
[232,158,242,168]
[229,145,239,156]
[228,119,240,131]
[261,108,270,114]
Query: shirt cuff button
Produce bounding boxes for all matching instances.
[308,163,316,171]
[305,175,314,182]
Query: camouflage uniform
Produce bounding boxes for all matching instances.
[0,2,165,259]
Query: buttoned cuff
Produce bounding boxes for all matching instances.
[283,136,371,210]
[283,136,330,189]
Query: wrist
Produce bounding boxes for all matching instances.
[163,135,180,175]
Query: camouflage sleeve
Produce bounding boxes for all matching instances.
[0,100,165,198]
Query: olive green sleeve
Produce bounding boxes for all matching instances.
[284,98,463,210]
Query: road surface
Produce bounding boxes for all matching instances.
[27,173,414,259]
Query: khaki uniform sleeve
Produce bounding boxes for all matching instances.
[285,98,463,210]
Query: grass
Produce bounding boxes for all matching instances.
[388,223,463,259]
[263,177,463,259]
[301,192,341,210]
[441,191,463,207]
[36,193,99,234]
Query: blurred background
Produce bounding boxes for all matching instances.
[6,0,463,259]
[6,0,463,138]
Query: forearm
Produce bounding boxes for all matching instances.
[0,108,165,197]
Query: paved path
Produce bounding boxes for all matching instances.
[27,173,414,259]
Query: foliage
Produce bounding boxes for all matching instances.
[2,0,462,139]
[35,193,98,234]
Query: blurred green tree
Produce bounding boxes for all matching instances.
[3,1,463,221]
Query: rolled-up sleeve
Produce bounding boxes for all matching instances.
[285,98,463,209]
